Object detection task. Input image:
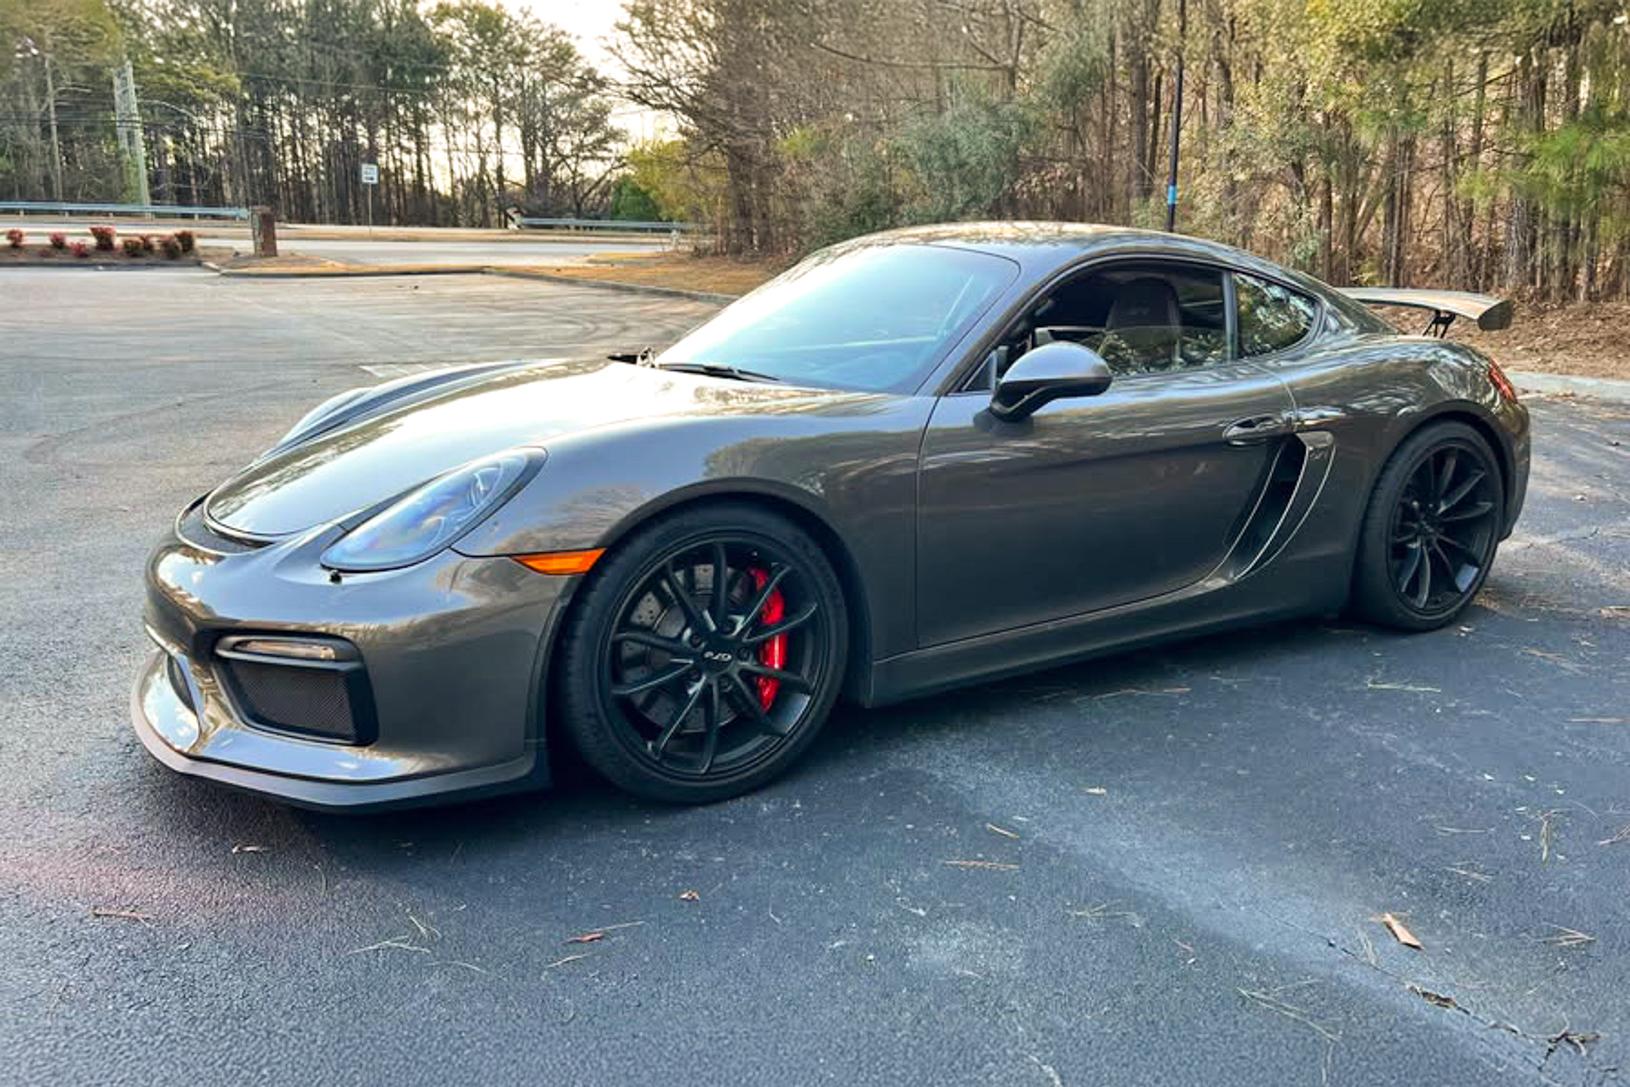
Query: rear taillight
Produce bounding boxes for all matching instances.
[1488,361,1519,403]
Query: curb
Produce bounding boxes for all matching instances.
[206,261,488,279]
[1509,370,1630,404]
[199,261,734,301]
[483,267,737,304]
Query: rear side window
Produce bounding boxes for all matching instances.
[1235,273,1317,356]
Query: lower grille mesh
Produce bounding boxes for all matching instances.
[225,659,358,742]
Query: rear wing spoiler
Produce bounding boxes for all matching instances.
[1340,287,1514,337]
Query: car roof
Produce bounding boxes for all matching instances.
[853,220,1140,260]
[822,222,1392,336]
[843,221,1334,295]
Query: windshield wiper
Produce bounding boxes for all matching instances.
[607,346,658,365]
[658,361,783,384]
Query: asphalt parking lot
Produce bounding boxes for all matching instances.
[2,267,1628,1086]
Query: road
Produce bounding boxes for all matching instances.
[1,217,665,266]
[2,268,1628,1086]
[194,235,664,267]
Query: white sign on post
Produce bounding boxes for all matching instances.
[360,163,379,185]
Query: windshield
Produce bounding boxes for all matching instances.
[657,243,1018,393]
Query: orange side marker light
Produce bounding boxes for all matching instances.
[512,548,605,575]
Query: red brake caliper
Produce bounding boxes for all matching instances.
[749,568,786,711]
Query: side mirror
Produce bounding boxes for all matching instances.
[989,341,1113,421]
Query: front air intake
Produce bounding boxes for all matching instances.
[214,636,376,744]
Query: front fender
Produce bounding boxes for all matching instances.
[453,400,934,662]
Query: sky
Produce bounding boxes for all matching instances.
[504,0,668,140]
[510,0,625,68]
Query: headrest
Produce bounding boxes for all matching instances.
[1106,277,1179,332]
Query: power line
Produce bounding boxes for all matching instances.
[233,66,622,101]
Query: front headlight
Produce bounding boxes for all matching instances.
[321,450,539,572]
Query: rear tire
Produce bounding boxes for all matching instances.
[1350,421,1504,631]
[557,503,847,803]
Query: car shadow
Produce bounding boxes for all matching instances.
[144,613,1367,866]
[793,613,1372,789]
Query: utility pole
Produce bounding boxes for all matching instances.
[113,58,152,206]
[1164,0,1187,232]
[44,54,64,202]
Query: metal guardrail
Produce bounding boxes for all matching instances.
[2,202,696,235]
[513,216,696,233]
[0,201,250,220]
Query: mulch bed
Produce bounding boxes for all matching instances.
[1,243,229,267]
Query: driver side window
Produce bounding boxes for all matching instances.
[970,262,1228,390]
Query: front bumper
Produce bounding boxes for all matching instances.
[132,509,569,810]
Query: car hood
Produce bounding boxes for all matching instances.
[205,358,850,537]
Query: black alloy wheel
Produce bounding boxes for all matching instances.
[1388,445,1501,612]
[1352,421,1505,630]
[559,504,847,802]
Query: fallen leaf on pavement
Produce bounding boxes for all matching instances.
[678,889,700,902]
[1524,648,1585,674]
[1365,678,1442,693]
[1541,925,1594,949]
[1408,984,1457,1009]
[545,953,592,970]
[943,859,1019,871]
[1598,825,1630,846]
[1092,686,1190,700]
[1083,787,1108,796]
[348,936,429,956]
[1236,986,1340,1045]
[1445,864,1493,883]
[90,907,152,922]
[565,931,605,944]
[1380,912,1423,949]
[1537,809,1564,862]
[1067,902,1140,925]
[985,823,1020,839]
[1548,1029,1601,1057]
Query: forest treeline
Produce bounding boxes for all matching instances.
[0,0,632,227]
[5,0,1630,299]
[618,0,1630,300]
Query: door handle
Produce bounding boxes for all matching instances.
[1223,414,1294,445]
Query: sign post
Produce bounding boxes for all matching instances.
[360,162,378,234]
[1164,0,1186,232]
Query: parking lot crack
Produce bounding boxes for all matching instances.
[1319,929,1606,1085]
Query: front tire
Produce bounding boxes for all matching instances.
[557,503,848,803]
[1350,421,1505,631]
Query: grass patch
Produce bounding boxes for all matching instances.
[515,251,783,297]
